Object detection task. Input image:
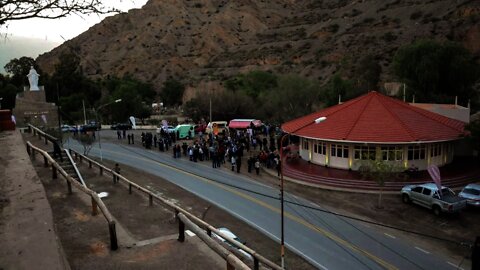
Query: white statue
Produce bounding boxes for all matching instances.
[27,66,40,91]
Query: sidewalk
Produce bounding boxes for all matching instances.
[0,130,70,270]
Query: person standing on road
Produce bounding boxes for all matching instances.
[255,159,260,175]
[231,155,236,171]
[236,156,242,173]
[113,163,121,184]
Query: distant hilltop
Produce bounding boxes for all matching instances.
[0,35,60,74]
[35,0,480,92]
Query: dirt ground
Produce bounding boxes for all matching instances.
[26,131,479,269]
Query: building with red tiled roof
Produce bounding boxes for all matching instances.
[281,91,467,171]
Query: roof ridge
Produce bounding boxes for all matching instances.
[343,91,375,140]
[378,94,418,141]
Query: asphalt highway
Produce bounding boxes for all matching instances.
[64,135,463,270]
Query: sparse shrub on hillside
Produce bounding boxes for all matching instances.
[410,11,423,20]
[326,24,339,33]
[363,17,375,24]
[382,32,397,42]
[194,3,203,8]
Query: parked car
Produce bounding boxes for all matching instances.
[174,124,195,139]
[212,227,253,260]
[459,183,480,207]
[156,125,175,134]
[61,124,76,132]
[111,122,132,130]
[401,183,467,215]
[80,122,100,132]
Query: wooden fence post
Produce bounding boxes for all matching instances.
[44,136,48,145]
[43,156,48,167]
[109,221,118,251]
[26,144,31,155]
[91,197,98,216]
[89,160,92,168]
[129,183,132,194]
[254,258,259,270]
[176,210,185,242]
[149,195,153,206]
[66,179,72,194]
[227,261,235,270]
[100,167,103,176]
[52,164,57,179]
[32,149,36,159]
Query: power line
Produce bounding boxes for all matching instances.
[118,144,473,248]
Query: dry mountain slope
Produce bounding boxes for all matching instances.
[36,0,480,93]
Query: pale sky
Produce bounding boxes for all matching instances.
[2,0,148,43]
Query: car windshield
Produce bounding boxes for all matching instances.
[463,188,480,196]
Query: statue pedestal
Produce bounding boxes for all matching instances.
[13,90,58,128]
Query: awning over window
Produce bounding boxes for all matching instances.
[229,119,262,129]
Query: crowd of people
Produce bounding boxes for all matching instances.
[126,125,284,177]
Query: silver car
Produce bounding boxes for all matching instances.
[459,183,480,207]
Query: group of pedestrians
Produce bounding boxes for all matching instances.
[118,123,284,178]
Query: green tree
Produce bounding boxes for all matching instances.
[355,55,381,91]
[4,56,36,87]
[161,78,185,107]
[359,159,403,208]
[393,40,479,103]
[0,81,20,110]
[102,77,154,123]
[465,119,480,157]
[260,75,321,123]
[225,70,278,99]
[321,74,362,107]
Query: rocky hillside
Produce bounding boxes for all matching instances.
[36,0,480,95]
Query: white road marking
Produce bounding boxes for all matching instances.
[415,246,430,254]
[384,233,396,239]
[447,261,464,270]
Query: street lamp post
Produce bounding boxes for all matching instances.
[94,99,122,161]
[279,116,326,269]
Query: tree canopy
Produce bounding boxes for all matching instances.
[0,0,117,26]
[160,78,185,107]
[4,56,36,87]
[393,40,480,104]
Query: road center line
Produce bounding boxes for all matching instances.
[447,261,463,270]
[415,246,430,254]
[99,146,399,270]
[384,233,396,239]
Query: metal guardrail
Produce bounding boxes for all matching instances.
[26,141,118,251]
[68,148,282,270]
[64,149,87,187]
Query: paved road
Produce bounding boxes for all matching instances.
[64,135,463,270]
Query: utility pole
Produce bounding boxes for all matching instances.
[82,100,87,125]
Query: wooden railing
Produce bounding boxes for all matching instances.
[26,124,281,269]
[26,141,118,250]
[68,148,282,270]
[27,124,59,145]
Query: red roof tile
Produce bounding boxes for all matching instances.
[281,91,465,143]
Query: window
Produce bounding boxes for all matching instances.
[302,140,309,150]
[354,145,376,160]
[331,144,349,158]
[422,188,431,196]
[407,145,426,160]
[412,186,422,193]
[381,146,403,161]
[430,144,442,157]
[313,142,327,155]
